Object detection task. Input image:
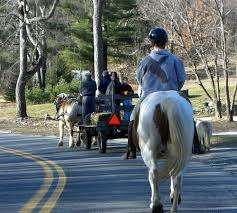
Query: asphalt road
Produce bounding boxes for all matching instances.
[0,133,237,213]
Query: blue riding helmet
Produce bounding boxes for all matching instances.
[149,27,168,46]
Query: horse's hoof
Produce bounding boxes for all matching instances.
[152,204,164,213]
[170,194,181,205]
[76,140,81,147]
[58,142,63,147]
[121,152,129,160]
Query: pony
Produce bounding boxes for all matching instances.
[54,93,82,148]
[133,91,194,213]
[196,120,212,152]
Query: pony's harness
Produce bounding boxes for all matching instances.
[54,97,82,121]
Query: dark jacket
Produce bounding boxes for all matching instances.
[106,79,122,95]
[98,75,111,94]
[79,78,97,96]
[121,83,134,96]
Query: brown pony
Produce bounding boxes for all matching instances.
[54,93,82,148]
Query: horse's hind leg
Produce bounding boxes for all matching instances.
[58,120,65,146]
[144,150,163,213]
[149,168,164,213]
[170,174,182,213]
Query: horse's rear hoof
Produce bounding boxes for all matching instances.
[58,142,63,146]
[76,140,81,147]
[170,194,181,205]
[152,204,164,213]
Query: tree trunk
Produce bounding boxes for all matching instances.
[219,2,232,121]
[40,36,47,89]
[214,55,222,118]
[93,0,104,86]
[16,19,28,118]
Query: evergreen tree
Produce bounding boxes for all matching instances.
[103,0,138,67]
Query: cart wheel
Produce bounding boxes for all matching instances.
[82,129,92,149]
[97,131,107,153]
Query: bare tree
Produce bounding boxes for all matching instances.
[92,0,105,86]
[137,0,237,121]
[13,0,59,118]
[213,0,237,121]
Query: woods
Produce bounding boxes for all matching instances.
[0,0,237,121]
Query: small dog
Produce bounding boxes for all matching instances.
[196,120,213,152]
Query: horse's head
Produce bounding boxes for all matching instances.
[54,93,69,113]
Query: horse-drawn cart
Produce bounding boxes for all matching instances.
[78,94,138,153]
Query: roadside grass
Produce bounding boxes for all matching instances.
[0,78,236,119]
[184,78,237,113]
[211,135,237,147]
[0,103,55,119]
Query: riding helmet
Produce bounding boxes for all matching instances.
[149,27,168,46]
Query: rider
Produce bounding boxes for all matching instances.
[122,27,202,159]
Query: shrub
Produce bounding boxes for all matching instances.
[26,87,51,104]
[3,81,16,102]
[26,79,81,104]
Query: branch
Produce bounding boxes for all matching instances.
[27,0,59,23]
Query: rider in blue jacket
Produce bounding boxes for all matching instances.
[122,27,201,159]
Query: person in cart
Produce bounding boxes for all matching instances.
[98,70,111,94]
[79,72,97,124]
[120,77,134,120]
[122,27,202,159]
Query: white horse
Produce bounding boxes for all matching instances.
[54,93,82,148]
[196,120,212,152]
[135,91,194,213]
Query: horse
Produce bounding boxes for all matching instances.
[133,91,194,213]
[54,93,82,148]
[196,120,212,152]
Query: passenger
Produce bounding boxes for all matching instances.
[106,71,122,95]
[79,72,97,123]
[106,72,122,114]
[98,70,111,94]
[121,77,134,120]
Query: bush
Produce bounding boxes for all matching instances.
[3,81,16,102]
[26,87,51,104]
[26,79,81,104]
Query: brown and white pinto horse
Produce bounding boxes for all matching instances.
[134,91,194,213]
[54,93,82,148]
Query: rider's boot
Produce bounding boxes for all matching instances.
[122,120,136,159]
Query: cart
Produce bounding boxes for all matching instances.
[78,93,138,153]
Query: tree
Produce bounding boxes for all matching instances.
[213,0,237,121]
[92,0,105,86]
[137,0,237,121]
[14,0,59,118]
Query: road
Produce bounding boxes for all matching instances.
[0,132,237,213]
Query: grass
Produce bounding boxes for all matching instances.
[0,103,55,119]
[211,135,237,147]
[183,78,237,112]
[0,78,236,119]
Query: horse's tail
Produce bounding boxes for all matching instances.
[158,97,193,181]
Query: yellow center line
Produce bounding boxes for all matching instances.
[38,159,67,213]
[0,146,67,213]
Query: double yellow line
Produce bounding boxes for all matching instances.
[0,146,67,213]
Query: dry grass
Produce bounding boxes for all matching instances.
[0,79,236,138]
